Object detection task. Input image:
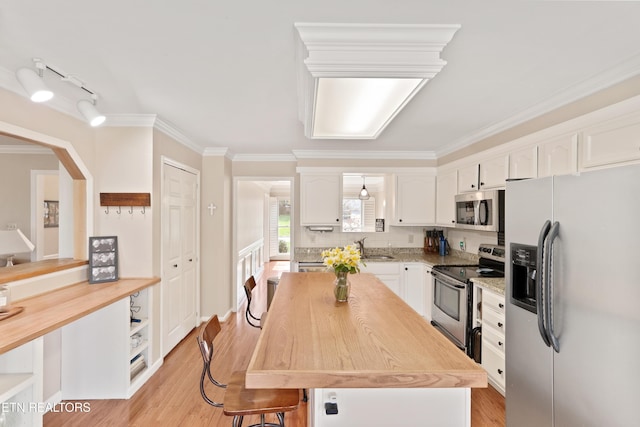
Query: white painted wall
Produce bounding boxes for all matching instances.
[236,181,267,251]
[95,127,154,278]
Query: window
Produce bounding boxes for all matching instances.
[277,199,290,255]
[342,197,375,232]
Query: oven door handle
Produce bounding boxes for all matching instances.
[432,272,467,289]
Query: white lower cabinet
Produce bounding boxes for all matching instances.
[62,288,153,399]
[0,338,43,427]
[480,289,505,395]
[361,262,430,318]
[360,262,402,297]
[424,265,433,321]
[403,263,426,317]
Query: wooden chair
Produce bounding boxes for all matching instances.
[244,276,267,329]
[197,315,300,427]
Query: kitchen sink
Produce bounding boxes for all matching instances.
[363,255,395,260]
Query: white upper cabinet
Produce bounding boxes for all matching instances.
[300,173,341,226]
[538,133,578,177]
[509,146,538,179]
[436,170,457,227]
[458,154,508,193]
[479,154,509,190]
[580,111,640,169]
[457,163,479,193]
[394,173,436,225]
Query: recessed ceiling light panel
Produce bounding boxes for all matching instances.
[313,77,423,139]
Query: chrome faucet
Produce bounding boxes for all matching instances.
[354,237,366,258]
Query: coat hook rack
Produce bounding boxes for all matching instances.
[100,193,151,216]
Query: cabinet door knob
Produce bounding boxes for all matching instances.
[336,218,340,222]
[498,369,504,375]
[173,264,178,268]
[498,303,504,309]
[497,322,503,328]
[189,258,193,262]
[498,341,503,346]
[399,219,403,222]
[471,184,475,188]
[451,220,455,223]
[480,182,485,186]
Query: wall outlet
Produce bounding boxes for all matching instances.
[459,240,466,251]
[6,223,17,230]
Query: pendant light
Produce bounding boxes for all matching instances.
[359,176,370,200]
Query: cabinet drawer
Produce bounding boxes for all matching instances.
[483,326,505,355]
[482,342,506,391]
[483,307,505,335]
[483,291,505,315]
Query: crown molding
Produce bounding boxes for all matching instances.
[232,153,297,162]
[292,149,436,160]
[295,23,460,140]
[435,52,640,158]
[203,147,232,158]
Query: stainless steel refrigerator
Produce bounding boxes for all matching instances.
[505,164,640,427]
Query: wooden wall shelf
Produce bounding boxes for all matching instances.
[100,193,150,207]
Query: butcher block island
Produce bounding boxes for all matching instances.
[246,272,486,427]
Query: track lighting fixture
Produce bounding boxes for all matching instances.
[77,96,106,127]
[16,58,106,126]
[16,66,53,102]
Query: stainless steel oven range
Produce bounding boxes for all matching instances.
[431,244,505,355]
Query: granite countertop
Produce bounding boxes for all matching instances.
[294,247,479,267]
[470,277,505,296]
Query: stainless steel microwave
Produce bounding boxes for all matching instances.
[454,189,504,232]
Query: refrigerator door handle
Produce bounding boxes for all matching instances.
[544,221,561,353]
[536,220,552,347]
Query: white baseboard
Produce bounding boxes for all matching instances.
[128,358,163,398]
[200,308,233,324]
[44,391,63,409]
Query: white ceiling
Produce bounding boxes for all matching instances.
[1,1,640,158]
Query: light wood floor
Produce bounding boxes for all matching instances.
[45,261,505,426]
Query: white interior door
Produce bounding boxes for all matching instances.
[162,162,199,357]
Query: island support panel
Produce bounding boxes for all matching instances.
[309,387,471,427]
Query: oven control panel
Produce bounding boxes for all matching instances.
[478,244,505,261]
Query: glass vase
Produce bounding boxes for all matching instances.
[333,271,350,302]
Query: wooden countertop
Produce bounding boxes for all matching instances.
[246,272,487,389]
[0,277,159,354]
[0,258,88,285]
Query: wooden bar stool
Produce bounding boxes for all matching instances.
[244,276,267,329]
[197,315,300,427]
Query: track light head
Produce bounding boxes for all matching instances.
[16,68,54,102]
[77,99,106,127]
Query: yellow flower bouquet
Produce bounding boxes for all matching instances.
[321,245,364,302]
